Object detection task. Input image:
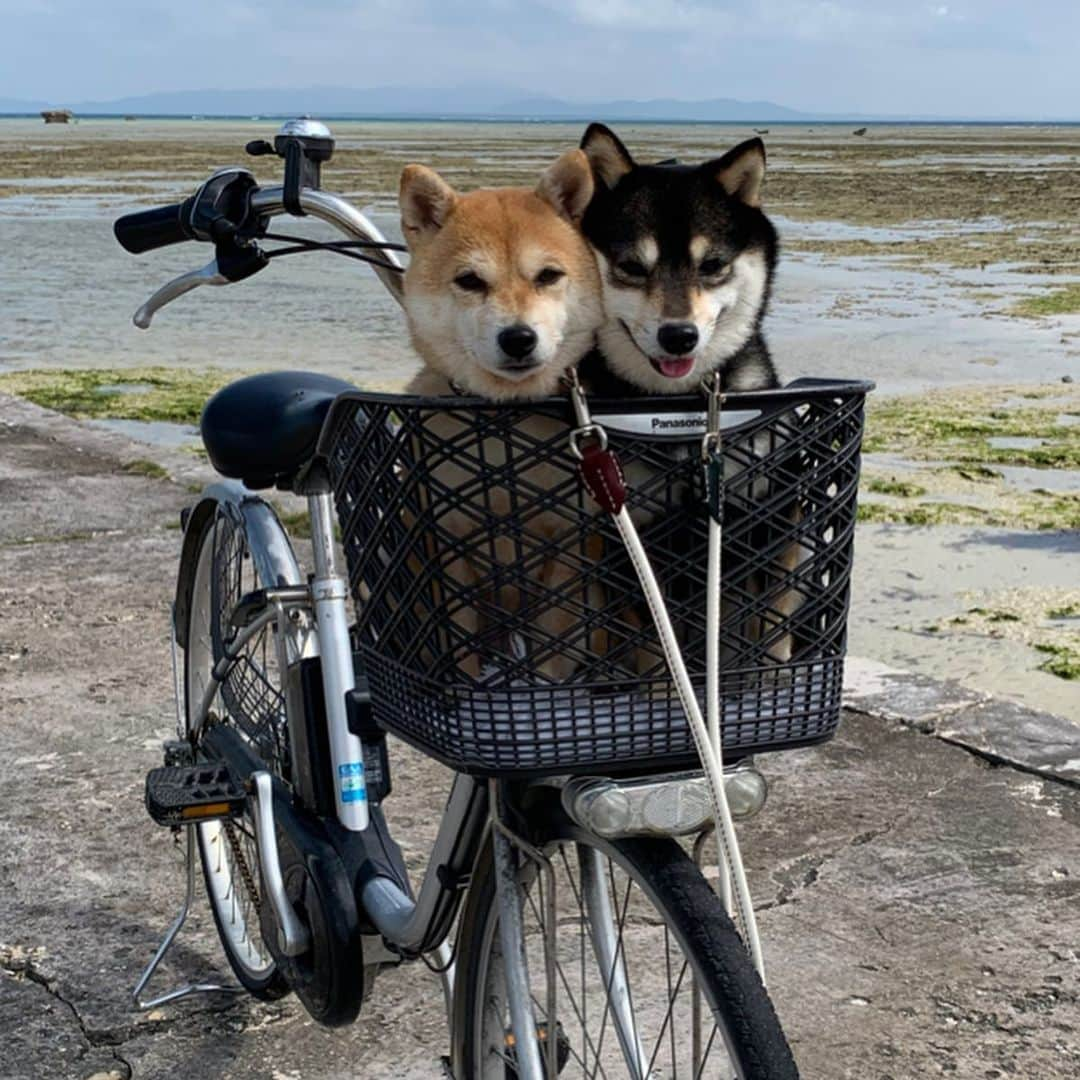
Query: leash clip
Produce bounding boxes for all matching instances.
[700,373,725,523]
[563,368,609,460]
[563,368,624,512]
[700,371,725,463]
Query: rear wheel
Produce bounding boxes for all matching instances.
[453,818,798,1079]
[184,506,296,999]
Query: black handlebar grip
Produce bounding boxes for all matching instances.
[114,198,195,254]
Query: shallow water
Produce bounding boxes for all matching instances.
[85,416,200,448]
[1,118,1077,394]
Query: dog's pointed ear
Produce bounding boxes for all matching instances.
[536,149,594,224]
[708,138,766,207]
[399,164,457,244]
[580,122,634,189]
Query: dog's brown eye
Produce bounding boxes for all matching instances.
[454,271,487,292]
[535,267,565,287]
[699,258,728,277]
[616,259,648,278]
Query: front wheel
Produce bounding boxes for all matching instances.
[453,818,798,1079]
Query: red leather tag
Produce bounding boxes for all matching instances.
[580,445,627,515]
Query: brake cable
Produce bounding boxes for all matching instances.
[261,231,406,273]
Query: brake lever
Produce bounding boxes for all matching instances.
[133,258,227,329]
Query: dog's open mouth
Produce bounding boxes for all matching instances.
[619,320,696,380]
[650,356,696,379]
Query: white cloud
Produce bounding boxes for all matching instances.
[0,0,1077,117]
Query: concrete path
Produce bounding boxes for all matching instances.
[1,395,1077,1079]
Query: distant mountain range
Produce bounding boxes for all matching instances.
[0,85,813,120]
[0,85,1071,122]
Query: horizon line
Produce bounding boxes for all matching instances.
[5,111,1078,125]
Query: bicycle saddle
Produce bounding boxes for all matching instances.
[201,370,354,488]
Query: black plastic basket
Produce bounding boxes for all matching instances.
[319,377,870,776]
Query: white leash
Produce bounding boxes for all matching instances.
[567,372,765,981]
[703,374,735,922]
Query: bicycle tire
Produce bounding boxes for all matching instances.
[183,507,291,1000]
[453,816,799,1079]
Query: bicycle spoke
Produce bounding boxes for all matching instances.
[644,956,689,1078]
[694,1023,721,1080]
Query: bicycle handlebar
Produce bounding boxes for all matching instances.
[119,183,405,328]
[114,199,197,254]
[251,186,405,303]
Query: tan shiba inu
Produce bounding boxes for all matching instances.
[400,150,601,401]
[398,151,602,680]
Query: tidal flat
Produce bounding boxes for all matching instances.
[1,118,1078,387]
[1,118,1077,719]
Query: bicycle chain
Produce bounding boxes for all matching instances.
[223,820,262,915]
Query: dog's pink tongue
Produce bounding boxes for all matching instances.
[658,357,695,378]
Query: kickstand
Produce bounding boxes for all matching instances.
[132,826,244,1009]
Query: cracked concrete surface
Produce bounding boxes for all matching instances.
[1,398,1078,1078]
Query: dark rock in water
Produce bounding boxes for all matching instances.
[1063,374,1074,383]
[41,109,72,124]
[754,128,770,134]
[852,127,868,136]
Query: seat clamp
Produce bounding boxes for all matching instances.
[312,578,348,602]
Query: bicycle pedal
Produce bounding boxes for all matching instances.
[145,762,246,827]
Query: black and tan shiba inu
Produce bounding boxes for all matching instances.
[577,124,799,670]
[577,122,779,395]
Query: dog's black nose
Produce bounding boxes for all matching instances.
[657,322,699,355]
[498,324,538,359]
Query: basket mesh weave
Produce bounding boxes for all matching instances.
[320,379,869,776]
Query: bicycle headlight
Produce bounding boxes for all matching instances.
[563,765,767,840]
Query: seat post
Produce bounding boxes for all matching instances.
[308,490,338,580]
[307,491,370,830]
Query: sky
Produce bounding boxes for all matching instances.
[2,0,1078,118]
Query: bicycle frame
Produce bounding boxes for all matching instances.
[135,137,784,1074]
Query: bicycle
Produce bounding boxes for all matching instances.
[120,118,871,1078]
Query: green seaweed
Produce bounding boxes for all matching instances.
[0,367,233,424]
[945,464,1004,482]
[1011,284,1080,317]
[864,476,927,498]
[1034,642,1080,680]
[121,459,169,480]
[864,385,1080,471]
[857,490,1080,530]
[857,502,988,526]
[1047,603,1080,619]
